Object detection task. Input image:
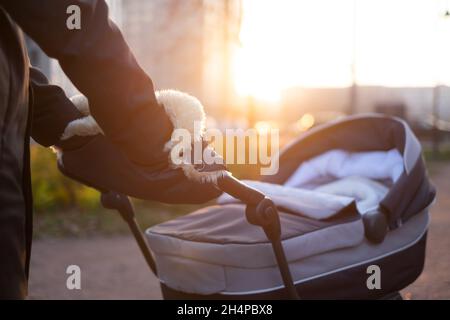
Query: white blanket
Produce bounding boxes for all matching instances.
[315,176,388,214]
[284,149,403,188]
[218,177,388,219]
[219,180,355,220]
[218,149,398,220]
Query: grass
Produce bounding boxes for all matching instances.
[33,200,210,238]
[30,144,215,238]
[422,144,450,176]
[423,147,450,162]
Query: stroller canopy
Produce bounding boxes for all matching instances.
[264,113,435,228]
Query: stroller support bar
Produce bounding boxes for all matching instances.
[101,192,157,275]
[217,175,300,300]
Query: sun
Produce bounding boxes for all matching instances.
[231,0,354,102]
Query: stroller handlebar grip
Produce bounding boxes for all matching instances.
[217,175,265,205]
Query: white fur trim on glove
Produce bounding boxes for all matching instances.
[61,95,103,140]
[156,90,206,151]
[60,90,227,184]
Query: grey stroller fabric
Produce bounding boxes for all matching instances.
[147,203,363,294]
[147,203,361,258]
[148,211,428,295]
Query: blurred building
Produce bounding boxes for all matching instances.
[121,0,241,116]
[282,85,450,128]
[122,0,204,99]
[202,0,242,117]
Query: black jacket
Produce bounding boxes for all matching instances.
[0,0,219,298]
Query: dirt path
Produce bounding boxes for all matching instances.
[400,162,450,299]
[28,236,162,299]
[28,163,450,299]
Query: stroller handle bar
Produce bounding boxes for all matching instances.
[217,174,265,205]
[218,175,299,299]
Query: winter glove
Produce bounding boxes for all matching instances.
[57,90,227,204]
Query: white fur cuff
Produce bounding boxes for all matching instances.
[61,90,226,184]
[61,95,103,140]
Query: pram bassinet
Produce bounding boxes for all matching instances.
[146,114,435,299]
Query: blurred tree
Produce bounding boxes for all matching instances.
[31,145,99,212]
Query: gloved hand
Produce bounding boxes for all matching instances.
[56,90,227,204]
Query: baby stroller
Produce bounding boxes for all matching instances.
[58,114,435,300]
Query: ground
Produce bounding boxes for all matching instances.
[401,162,450,299]
[28,162,450,300]
[28,236,162,299]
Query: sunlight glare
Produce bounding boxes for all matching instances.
[232,0,450,102]
[255,121,278,135]
[297,113,315,131]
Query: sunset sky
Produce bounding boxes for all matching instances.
[232,0,450,101]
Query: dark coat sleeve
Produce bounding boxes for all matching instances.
[1,0,173,166]
[29,67,92,149]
